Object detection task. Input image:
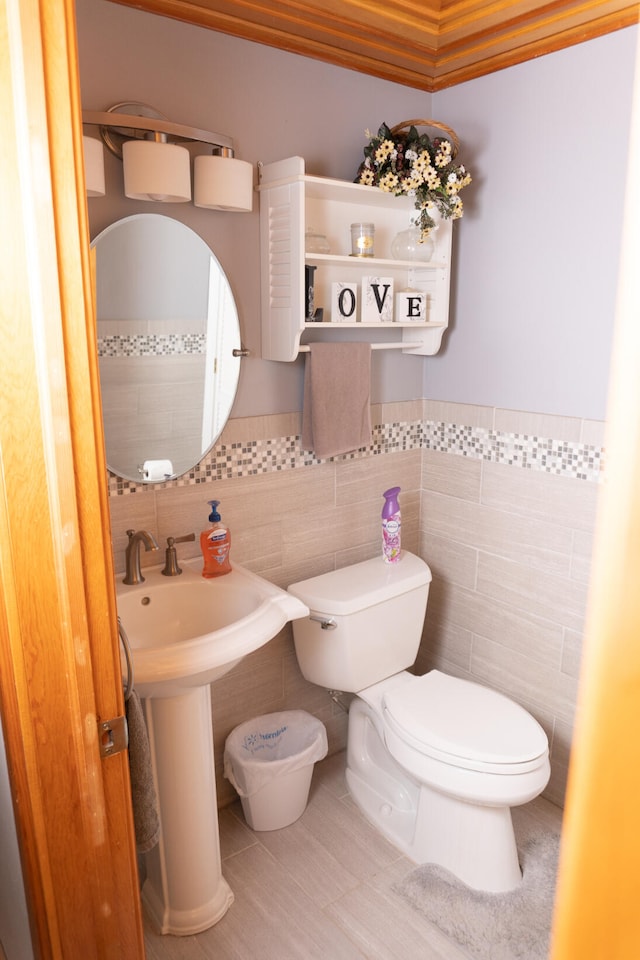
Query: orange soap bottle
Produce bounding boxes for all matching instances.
[200,500,232,578]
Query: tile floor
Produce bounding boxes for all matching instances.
[143,751,563,960]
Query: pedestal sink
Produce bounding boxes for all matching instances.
[116,560,309,936]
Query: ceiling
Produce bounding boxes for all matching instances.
[111,0,639,90]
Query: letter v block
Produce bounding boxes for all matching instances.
[362,276,394,322]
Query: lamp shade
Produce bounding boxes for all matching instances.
[194,155,253,212]
[122,139,191,202]
[83,135,105,197]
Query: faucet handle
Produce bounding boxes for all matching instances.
[172,533,196,546]
[161,533,196,577]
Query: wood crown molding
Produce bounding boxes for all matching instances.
[109,0,639,90]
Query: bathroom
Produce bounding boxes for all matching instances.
[76,0,636,806]
[0,0,638,956]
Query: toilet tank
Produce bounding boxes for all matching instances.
[287,551,432,693]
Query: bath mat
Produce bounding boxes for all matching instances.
[394,827,560,960]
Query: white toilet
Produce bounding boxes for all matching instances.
[288,551,550,892]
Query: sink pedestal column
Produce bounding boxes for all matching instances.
[141,686,234,935]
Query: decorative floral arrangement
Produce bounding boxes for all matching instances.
[355,121,472,239]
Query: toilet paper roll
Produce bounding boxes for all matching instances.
[142,459,174,481]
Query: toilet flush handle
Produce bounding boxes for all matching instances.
[309,615,337,630]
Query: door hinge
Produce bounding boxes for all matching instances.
[99,715,128,759]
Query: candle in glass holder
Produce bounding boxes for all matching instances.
[350,222,375,257]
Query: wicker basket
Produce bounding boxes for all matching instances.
[389,119,459,157]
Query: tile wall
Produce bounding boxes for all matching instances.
[109,400,604,808]
[98,325,206,479]
[416,401,603,806]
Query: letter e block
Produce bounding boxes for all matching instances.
[395,291,426,322]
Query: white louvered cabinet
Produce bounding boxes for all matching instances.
[258,156,453,361]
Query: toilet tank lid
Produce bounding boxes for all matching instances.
[287,551,431,616]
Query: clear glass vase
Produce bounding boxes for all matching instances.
[391,219,435,262]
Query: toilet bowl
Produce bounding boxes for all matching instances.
[288,551,550,893]
[347,671,549,891]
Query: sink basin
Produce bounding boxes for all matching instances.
[117,559,309,698]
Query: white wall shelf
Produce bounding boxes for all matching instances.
[304,252,449,270]
[258,156,453,361]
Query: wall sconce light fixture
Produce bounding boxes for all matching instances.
[82,102,253,211]
[82,135,106,197]
[194,147,253,211]
[123,137,192,203]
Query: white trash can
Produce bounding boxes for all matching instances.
[223,710,328,831]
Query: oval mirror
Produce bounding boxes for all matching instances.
[92,214,240,483]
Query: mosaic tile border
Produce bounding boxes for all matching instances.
[423,422,604,480]
[98,332,206,358]
[107,419,605,495]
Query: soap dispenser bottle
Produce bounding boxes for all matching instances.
[200,500,232,578]
[381,486,401,564]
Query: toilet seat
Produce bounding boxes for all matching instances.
[382,671,548,775]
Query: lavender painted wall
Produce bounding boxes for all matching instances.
[76,0,433,415]
[429,29,638,420]
[76,0,637,423]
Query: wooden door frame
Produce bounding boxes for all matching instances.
[1,0,640,955]
[0,0,144,956]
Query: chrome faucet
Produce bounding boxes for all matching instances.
[123,529,159,585]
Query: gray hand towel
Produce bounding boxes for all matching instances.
[126,690,160,853]
[302,342,372,459]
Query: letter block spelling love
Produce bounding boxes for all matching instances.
[395,290,427,322]
[361,277,394,322]
[331,282,358,322]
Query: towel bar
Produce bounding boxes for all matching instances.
[299,341,409,353]
[118,617,134,701]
